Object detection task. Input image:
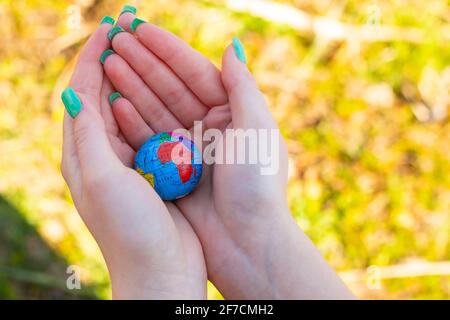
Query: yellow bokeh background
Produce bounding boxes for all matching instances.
[0,0,449,299]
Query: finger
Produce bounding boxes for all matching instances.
[70,20,113,102]
[103,52,183,132]
[100,77,119,136]
[221,43,277,130]
[130,20,228,107]
[202,104,232,132]
[61,111,81,195]
[110,94,155,150]
[111,31,209,128]
[63,20,117,185]
[61,88,121,179]
[100,81,136,167]
[115,10,136,32]
[109,136,136,169]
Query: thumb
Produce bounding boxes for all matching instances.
[61,87,121,180]
[221,38,277,130]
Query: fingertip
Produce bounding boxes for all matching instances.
[110,95,139,127]
[119,4,137,16]
[61,87,83,119]
[94,17,115,43]
[102,53,127,82]
[100,49,115,65]
[110,95,130,116]
[221,43,275,129]
[221,45,253,93]
[222,44,237,71]
[109,91,122,105]
[108,25,125,41]
[232,37,247,64]
[116,12,136,32]
[99,15,115,26]
[130,17,146,32]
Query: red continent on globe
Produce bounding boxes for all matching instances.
[156,141,197,183]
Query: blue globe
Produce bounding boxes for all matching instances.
[134,132,203,200]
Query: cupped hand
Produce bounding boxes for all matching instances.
[105,11,353,299]
[61,20,206,299]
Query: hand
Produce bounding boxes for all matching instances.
[105,13,353,299]
[61,20,206,299]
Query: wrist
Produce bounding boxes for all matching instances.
[106,256,206,300]
[255,213,354,299]
[251,209,302,298]
[109,265,206,299]
[223,207,352,299]
[216,205,298,299]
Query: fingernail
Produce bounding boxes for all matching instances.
[100,15,115,25]
[120,4,137,16]
[109,92,122,105]
[130,17,145,32]
[108,26,125,41]
[61,87,82,119]
[100,49,115,64]
[232,36,247,64]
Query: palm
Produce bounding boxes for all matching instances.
[98,80,203,261]
[104,13,274,296]
[62,21,207,298]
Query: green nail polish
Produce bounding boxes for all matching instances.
[120,4,137,15]
[232,37,247,64]
[100,49,115,64]
[109,92,122,105]
[108,26,125,41]
[61,87,82,119]
[130,17,145,32]
[100,15,115,25]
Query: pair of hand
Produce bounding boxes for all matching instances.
[61,7,353,299]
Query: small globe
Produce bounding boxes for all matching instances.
[134,132,203,200]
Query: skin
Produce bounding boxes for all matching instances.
[61,21,206,299]
[62,11,354,299]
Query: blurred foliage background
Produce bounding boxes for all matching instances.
[0,0,449,299]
